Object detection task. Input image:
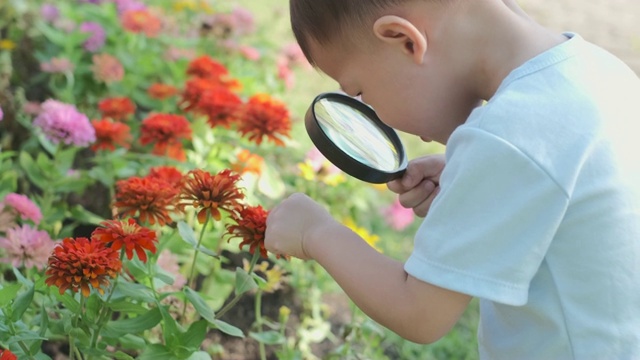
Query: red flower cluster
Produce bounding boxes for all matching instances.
[148,83,179,100]
[179,169,245,223]
[186,56,229,80]
[45,237,121,297]
[147,166,184,188]
[194,87,243,128]
[92,218,158,262]
[237,94,291,146]
[98,97,135,121]
[140,113,192,161]
[114,176,182,226]
[226,205,269,258]
[0,349,17,360]
[121,9,162,37]
[91,119,132,151]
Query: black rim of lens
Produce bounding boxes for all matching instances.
[304,92,407,184]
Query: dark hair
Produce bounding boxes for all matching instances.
[290,0,412,65]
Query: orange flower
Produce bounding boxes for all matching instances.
[114,176,181,226]
[226,205,269,258]
[186,56,229,79]
[0,349,17,360]
[148,83,179,100]
[140,113,192,160]
[147,166,184,187]
[121,9,162,37]
[92,218,158,263]
[231,149,264,175]
[179,169,245,223]
[45,237,122,297]
[238,94,291,146]
[181,78,220,111]
[92,53,124,83]
[195,86,243,128]
[91,119,132,151]
[98,97,136,121]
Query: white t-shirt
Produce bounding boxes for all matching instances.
[405,33,640,359]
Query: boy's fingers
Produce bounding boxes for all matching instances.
[398,179,437,209]
[412,185,441,217]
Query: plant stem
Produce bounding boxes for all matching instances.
[7,320,31,356]
[214,251,261,320]
[255,289,266,360]
[182,216,210,320]
[90,251,123,350]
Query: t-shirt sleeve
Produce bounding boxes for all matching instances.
[404,127,570,306]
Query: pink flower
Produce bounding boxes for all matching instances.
[238,45,261,61]
[33,99,96,147]
[0,105,3,122]
[40,57,75,73]
[281,42,311,69]
[0,224,56,269]
[382,198,415,231]
[0,203,17,233]
[40,4,60,23]
[79,22,106,52]
[156,250,186,291]
[113,0,146,14]
[92,53,124,83]
[230,6,255,35]
[305,147,341,175]
[2,193,42,225]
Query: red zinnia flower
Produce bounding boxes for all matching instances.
[121,9,162,37]
[181,78,221,112]
[195,86,243,128]
[91,119,132,151]
[226,205,269,258]
[186,56,229,79]
[98,97,135,121]
[92,218,158,263]
[114,176,181,226]
[147,166,184,187]
[179,169,245,223]
[148,83,179,100]
[237,94,291,146]
[45,237,122,297]
[0,349,17,360]
[140,113,192,160]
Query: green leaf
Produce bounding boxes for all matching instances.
[250,330,286,345]
[113,351,136,360]
[0,284,22,307]
[84,293,102,323]
[196,245,218,258]
[107,301,149,315]
[178,320,208,350]
[101,307,162,338]
[212,319,244,338]
[138,344,175,360]
[54,291,81,314]
[115,280,156,303]
[11,284,34,321]
[235,267,258,295]
[18,152,48,189]
[177,221,198,247]
[186,351,212,360]
[184,287,215,323]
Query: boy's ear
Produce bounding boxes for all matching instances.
[373,15,427,64]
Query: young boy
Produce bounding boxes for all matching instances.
[265,0,640,358]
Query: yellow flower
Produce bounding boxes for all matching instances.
[342,218,382,252]
[0,39,16,51]
[298,160,346,186]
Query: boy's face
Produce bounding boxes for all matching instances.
[308,36,479,144]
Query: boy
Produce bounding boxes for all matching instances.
[265,0,640,358]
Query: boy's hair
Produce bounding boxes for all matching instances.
[290,0,412,65]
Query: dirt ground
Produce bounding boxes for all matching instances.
[521,0,640,74]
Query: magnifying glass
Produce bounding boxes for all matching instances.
[304,92,408,184]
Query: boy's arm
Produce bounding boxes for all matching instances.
[265,193,471,344]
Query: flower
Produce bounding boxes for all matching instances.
[33,99,96,147]
[0,105,3,122]
[237,94,291,146]
[147,83,179,100]
[40,57,75,73]
[186,56,229,79]
[91,119,132,151]
[298,147,345,186]
[40,4,60,23]
[121,9,162,37]
[92,53,124,83]
[79,21,106,52]
[114,176,181,226]
[157,250,186,291]
[238,45,261,61]
[113,0,146,14]
[231,149,264,175]
[382,198,415,231]
[0,40,16,51]
[23,101,42,115]
[98,97,136,121]
[2,193,43,224]
[343,218,382,252]
[179,169,245,223]
[45,237,122,297]
[0,349,17,360]
[0,225,56,269]
[164,46,196,62]
[140,113,192,160]
[194,86,242,128]
[92,218,157,262]
[226,205,269,258]
[147,166,184,187]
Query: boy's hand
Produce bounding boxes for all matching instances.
[265,193,341,260]
[387,154,445,217]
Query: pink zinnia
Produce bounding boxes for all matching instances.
[79,22,106,52]
[0,224,56,269]
[40,57,75,73]
[92,53,124,83]
[33,99,96,147]
[2,193,43,225]
[382,198,415,231]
